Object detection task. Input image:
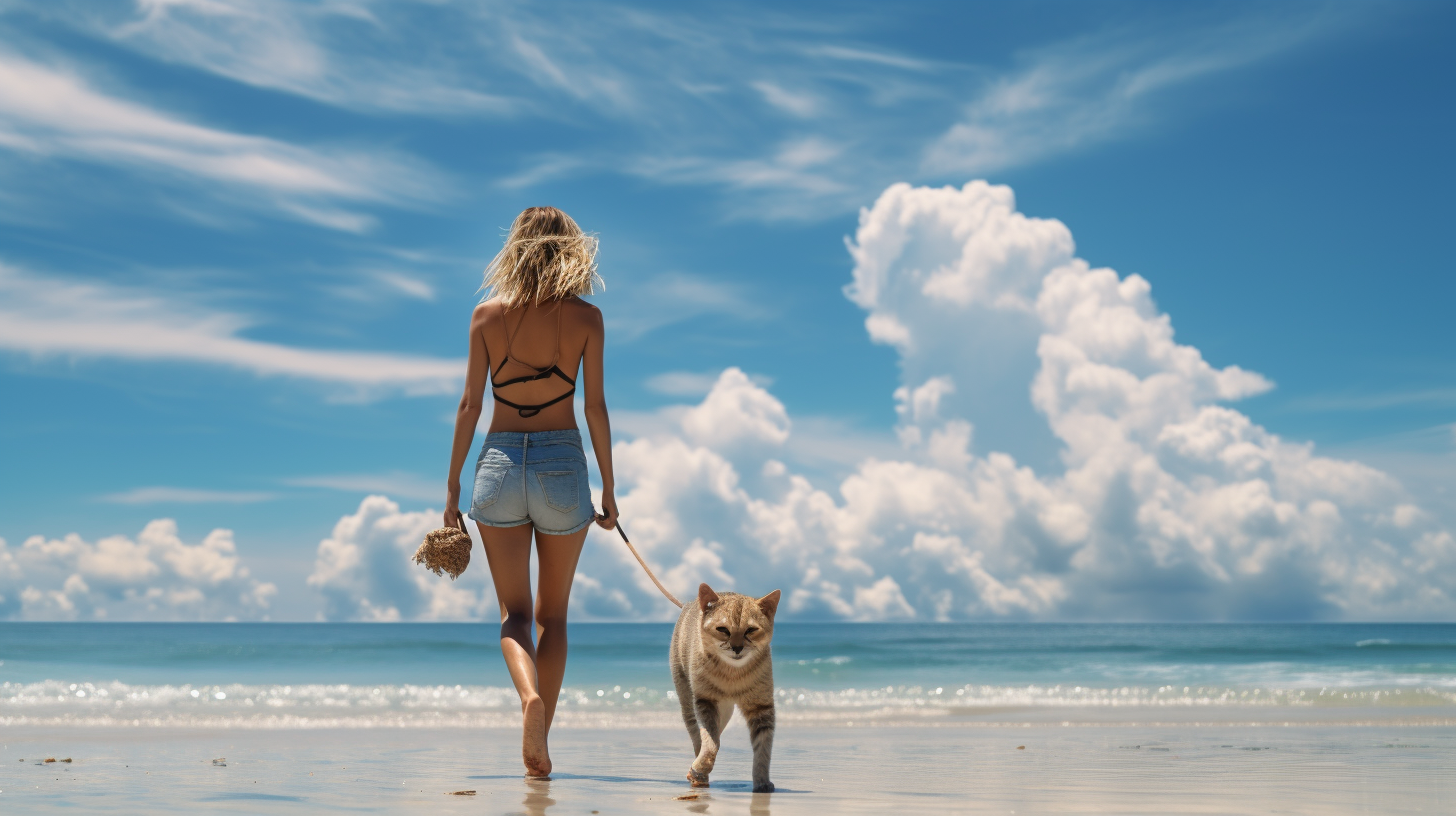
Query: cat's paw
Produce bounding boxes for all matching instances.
[753,781,775,793]
[686,768,710,787]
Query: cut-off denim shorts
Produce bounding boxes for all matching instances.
[468,429,596,535]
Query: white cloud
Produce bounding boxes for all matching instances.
[20,158,1450,624]
[0,262,462,395]
[680,367,791,450]
[895,376,956,424]
[562,180,1455,622]
[307,495,496,622]
[0,48,443,230]
[0,520,276,620]
[44,176,1433,624]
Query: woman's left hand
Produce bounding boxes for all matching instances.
[595,490,618,530]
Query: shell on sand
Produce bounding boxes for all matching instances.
[413,527,472,580]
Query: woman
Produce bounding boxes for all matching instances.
[444,206,618,778]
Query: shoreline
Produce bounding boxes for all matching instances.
[4,721,1453,814]
[5,704,1455,730]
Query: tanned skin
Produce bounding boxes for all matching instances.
[445,295,619,778]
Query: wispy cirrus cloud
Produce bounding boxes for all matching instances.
[604,271,770,341]
[101,487,276,505]
[0,261,462,395]
[65,0,518,116]
[922,9,1358,176]
[0,48,446,231]
[23,3,1374,220]
[285,472,441,503]
[1283,389,1456,412]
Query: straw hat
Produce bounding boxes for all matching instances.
[413,514,472,580]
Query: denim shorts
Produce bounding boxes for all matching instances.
[468,430,596,535]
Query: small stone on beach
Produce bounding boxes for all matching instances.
[674,794,701,800]
[212,758,226,766]
[447,790,476,796]
[1017,746,1025,750]
[43,758,55,763]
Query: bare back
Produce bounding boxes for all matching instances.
[471,296,603,434]
[442,211,618,779]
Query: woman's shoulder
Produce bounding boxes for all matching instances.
[471,298,498,325]
[563,296,602,324]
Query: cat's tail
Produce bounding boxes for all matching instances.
[610,521,684,608]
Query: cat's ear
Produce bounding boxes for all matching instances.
[757,589,781,618]
[698,583,720,611]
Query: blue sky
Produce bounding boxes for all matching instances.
[0,1,1452,621]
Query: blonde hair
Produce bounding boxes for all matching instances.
[482,206,601,307]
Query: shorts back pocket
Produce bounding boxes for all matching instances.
[536,471,579,513]
[472,449,513,510]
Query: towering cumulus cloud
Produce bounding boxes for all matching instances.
[307,496,498,621]
[574,181,1453,621]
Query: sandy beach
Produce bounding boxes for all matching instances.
[4,712,1453,815]
[6,624,1454,813]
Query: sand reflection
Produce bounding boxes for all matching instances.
[521,777,555,816]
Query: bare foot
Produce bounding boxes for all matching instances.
[522,696,551,778]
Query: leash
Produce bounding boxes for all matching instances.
[608,519,683,608]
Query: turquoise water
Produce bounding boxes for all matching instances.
[2,623,1453,725]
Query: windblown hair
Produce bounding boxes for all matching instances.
[482,206,601,307]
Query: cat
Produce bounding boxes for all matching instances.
[669,582,781,793]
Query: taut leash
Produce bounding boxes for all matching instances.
[609,520,683,608]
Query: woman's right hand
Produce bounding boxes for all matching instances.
[444,485,464,530]
[595,490,618,530]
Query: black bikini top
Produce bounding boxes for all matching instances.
[491,302,576,418]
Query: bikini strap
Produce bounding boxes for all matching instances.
[490,299,576,415]
[492,387,575,418]
[499,300,565,367]
[551,298,564,367]
[501,300,531,365]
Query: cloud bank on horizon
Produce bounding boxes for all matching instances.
[0,519,275,620]
[6,180,1449,621]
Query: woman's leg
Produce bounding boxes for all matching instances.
[533,524,589,732]
[477,521,551,776]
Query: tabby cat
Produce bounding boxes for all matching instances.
[669,582,781,793]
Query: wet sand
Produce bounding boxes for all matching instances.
[3,717,1453,814]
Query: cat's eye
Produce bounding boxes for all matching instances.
[716,627,731,637]
[745,627,758,637]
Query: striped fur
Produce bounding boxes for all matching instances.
[669,583,780,793]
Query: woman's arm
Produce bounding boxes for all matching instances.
[581,304,617,529]
[445,304,491,528]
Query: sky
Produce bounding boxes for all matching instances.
[0,0,1452,622]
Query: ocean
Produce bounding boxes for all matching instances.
[3,623,1454,727]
